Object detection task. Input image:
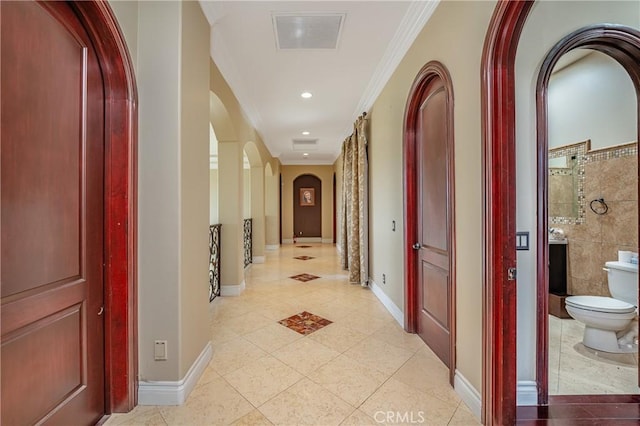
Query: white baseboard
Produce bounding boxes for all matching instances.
[517,380,538,406]
[252,256,265,264]
[369,280,404,327]
[295,237,322,243]
[265,244,280,251]
[138,342,212,406]
[282,239,293,244]
[220,280,245,296]
[321,239,334,244]
[454,370,482,421]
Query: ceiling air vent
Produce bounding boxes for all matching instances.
[273,13,345,50]
[292,138,318,151]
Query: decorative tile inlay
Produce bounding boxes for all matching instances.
[290,273,320,282]
[293,256,315,261]
[278,311,332,335]
[296,245,312,248]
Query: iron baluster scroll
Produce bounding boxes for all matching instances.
[243,218,252,268]
[209,224,221,302]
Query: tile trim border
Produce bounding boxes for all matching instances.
[220,280,246,297]
[138,342,212,406]
[369,279,404,327]
[516,380,538,406]
[454,370,482,421]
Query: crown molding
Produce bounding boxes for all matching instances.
[349,0,440,124]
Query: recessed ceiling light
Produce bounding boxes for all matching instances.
[301,92,312,99]
[302,131,310,135]
[303,153,309,156]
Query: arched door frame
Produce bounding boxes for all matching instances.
[403,61,456,384]
[71,2,138,413]
[482,1,640,423]
[535,24,640,404]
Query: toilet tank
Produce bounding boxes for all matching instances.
[605,261,638,306]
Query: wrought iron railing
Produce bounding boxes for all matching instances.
[209,224,221,302]
[243,218,252,268]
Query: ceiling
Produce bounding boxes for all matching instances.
[199,1,439,165]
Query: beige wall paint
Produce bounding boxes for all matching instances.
[265,163,280,247]
[281,165,334,242]
[110,0,210,381]
[367,0,497,393]
[179,0,210,378]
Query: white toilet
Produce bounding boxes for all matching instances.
[565,261,638,353]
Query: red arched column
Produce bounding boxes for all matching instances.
[71,2,138,413]
[481,1,534,424]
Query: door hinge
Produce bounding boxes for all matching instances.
[507,267,517,281]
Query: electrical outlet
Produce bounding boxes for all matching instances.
[382,274,386,284]
[154,340,167,361]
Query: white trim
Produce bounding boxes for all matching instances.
[369,279,404,327]
[252,256,265,264]
[454,370,482,421]
[349,0,440,128]
[138,342,212,406]
[220,280,246,296]
[265,244,280,251]
[282,239,294,244]
[321,238,334,244]
[295,237,321,243]
[517,380,538,406]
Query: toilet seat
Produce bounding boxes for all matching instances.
[566,295,636,314]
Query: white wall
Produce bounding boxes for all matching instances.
[243,168,251,219]
[549,51,636,149]
[210,169,219,224]
[515,0,640,394]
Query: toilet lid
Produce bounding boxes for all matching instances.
[565,295,636,314]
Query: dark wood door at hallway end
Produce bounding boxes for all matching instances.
[1,1,106,424]
[293,174,322,238]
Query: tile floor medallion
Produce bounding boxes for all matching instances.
[104,244,481,426]
[289,273,320,282]
[278,311,333,335]
[296,245,312,248]
[293,255,315,260]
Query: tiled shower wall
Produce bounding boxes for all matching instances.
[562,142,638,297]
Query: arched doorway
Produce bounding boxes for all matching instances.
[482,2,640,423]
[293,174,322,241]
[403,61,456,384]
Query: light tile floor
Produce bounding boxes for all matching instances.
[548,315,640,395]
[106,244,479,425]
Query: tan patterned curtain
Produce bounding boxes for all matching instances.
[339,114,369,286]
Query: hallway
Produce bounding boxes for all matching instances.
[106,244,478,425]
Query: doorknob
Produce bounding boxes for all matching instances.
[98,306,104,316]
[412,243,421,250]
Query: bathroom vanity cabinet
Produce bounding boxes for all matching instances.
[549,240,570,318]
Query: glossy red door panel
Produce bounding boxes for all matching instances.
[404,62,456,382]
[1,2,105,423]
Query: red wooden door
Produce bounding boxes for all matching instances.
[416,78,452,367]
[1,2,105,424]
